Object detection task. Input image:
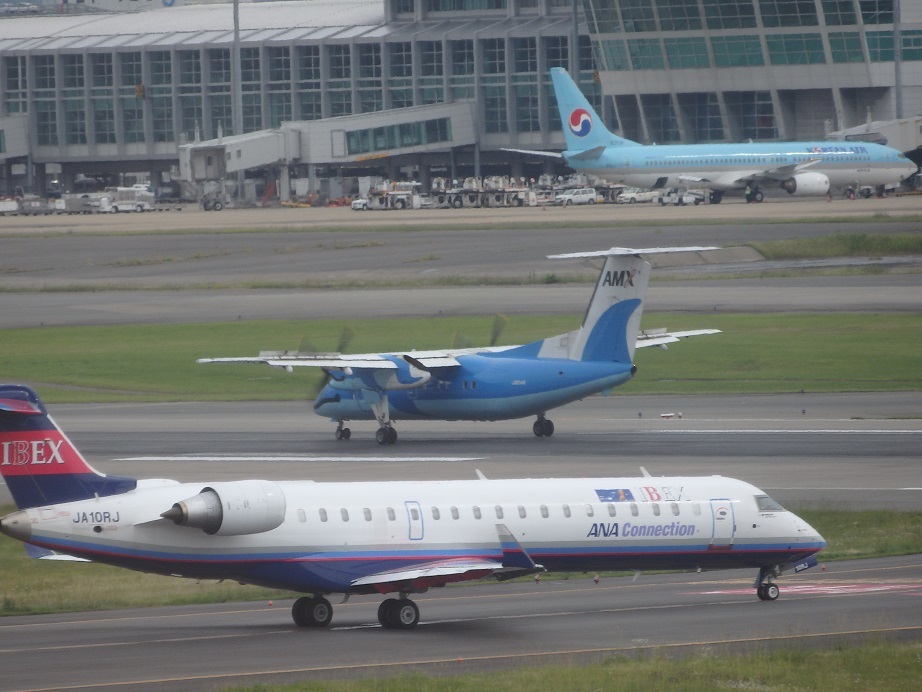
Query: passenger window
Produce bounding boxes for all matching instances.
[473,505,481,519]
[495,505,504,519]
[540,504,549,518]
[410,508,419,521]
[518,505,526,518]
[671,502,680,516]
[451,506,459,520]
[387,507,396,521]
[432,507,441,520]
[363,508,372,521]
[563,504,571,518]
[341,508,349,522]
[607,503,616,517]
[319,508,328,522]
[297,509,306,523]
[630,503,639,517]
[652,503,661,516]
[585,503,594,517]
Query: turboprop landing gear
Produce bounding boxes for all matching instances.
[533,415,555,437]
[377,596,420,629]
[755,566,781,601]
[375,425,398,445]
[292,595,334,627]
[334,421,351,440]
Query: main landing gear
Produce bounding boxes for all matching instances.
[755,566,781,601]
[290,595,422,630]
[377,596,420,629]
[375,424,398,445]
[334,421,351,440]
[745,186,764,203]
[291,595,334,627]
[533,414,555,437]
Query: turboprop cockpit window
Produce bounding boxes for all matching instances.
[756,495,785,512]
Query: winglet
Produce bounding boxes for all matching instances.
[496,524,543,577]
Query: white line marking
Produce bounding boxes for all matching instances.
[649,430,919,434]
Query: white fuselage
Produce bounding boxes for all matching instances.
[11,475,825,595]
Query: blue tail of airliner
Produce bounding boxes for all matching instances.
[549,67,641,152]
[0,385,136,509]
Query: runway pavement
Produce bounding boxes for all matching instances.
[1,554,920,689]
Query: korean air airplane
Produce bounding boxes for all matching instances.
[540,67,916,203]
[0,385,825,629]
[199,246,720,444]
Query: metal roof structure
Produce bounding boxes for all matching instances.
[0,0,386,50]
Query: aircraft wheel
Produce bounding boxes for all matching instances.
[533,420,545,437]
[292,596,333,627]
[386,427,397,444]
[382,599,419,629]
[342,427,351,439]
[376,428,388,445]
[762,583,779,601]
[335,428,343,440]
[543,419,555,437]
[378,598,399,628]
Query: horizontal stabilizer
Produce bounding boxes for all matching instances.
[636,328,721,349]
[548,245,719,260]
[501,147,563,159]
[570,145,607,161]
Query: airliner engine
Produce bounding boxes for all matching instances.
[780,172,830,195]
[161,481,286,535]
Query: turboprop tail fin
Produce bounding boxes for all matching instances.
[0,385,136,509]
[541,247,719,364]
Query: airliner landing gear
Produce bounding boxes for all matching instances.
[755,566,781,601]
[377,596,420,629]
[533,415,555,437]
[371,397,397,444]
[745,187,764,203]
[292,595,334,627]
[334,421,351,440]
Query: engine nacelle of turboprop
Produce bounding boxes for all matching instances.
[781,172,830,196]
[161,480,286,535]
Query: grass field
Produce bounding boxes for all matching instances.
[1,313,920,402]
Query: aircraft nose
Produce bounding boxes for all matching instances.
[0,510,32,542]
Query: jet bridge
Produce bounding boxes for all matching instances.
[178,101,477,201]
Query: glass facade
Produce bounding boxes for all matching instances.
[0,0,912,175]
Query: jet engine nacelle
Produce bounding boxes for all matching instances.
[780,172,830,196]
[161,480,286,535]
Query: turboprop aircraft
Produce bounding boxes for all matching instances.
[198,246,720,444]
[519,67,917,203]
[0,385,825,629]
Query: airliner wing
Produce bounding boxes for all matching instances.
[351,557,503,589]
[636,328,721,348]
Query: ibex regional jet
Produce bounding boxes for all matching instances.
[199,246,720,444]
[528,67,917,203]
[0,385,826,629]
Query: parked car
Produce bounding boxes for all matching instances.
[616,187,660,204]
[659,188,705,206]
[350,198,369,210]
[554,187,598,206]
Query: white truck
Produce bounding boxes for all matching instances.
[99,184,155,213]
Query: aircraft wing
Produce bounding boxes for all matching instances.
[715,158,821,186]
[351,557,504,589]
[636,328,721,348]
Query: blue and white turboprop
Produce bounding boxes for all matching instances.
[0,384,826,630]
[199,247,720,444]
[521,68,917,203]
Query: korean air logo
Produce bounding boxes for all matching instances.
[568,108,592,138]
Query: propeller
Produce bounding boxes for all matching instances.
[298,326,356,394]
[451,313,508,351]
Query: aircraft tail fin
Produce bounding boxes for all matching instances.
[0,385,136,509]
[545,247,718,364]
[549,67,640,151]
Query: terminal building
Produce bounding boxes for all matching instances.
[0,0,918,199]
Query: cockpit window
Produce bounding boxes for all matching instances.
[756,495,785,512]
